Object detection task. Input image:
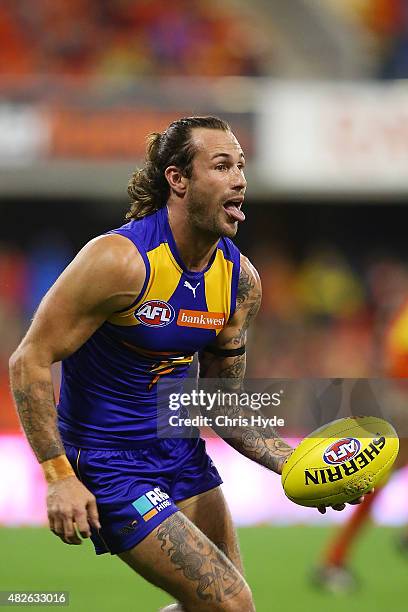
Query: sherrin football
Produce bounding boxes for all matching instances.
[281,416,399,507]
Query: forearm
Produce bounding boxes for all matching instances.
[199,352,293,474]
[209,402,293,474]
[9,350,66,462]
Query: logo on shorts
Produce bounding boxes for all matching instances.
[323,438,361,465]
[135,300,175,327]
[118,519,139,536]
[132,487,171,522]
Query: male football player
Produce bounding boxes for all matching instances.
[10,116,365,611]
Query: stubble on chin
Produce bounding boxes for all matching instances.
[187,198,238,239]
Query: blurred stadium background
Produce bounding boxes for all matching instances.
[1,0,408,610]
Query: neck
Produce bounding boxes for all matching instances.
[167,204,218,272]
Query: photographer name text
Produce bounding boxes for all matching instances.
[168,414,285,428]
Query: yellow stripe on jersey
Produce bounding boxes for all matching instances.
[142,242,183,302]
[204,248,233,335]
[107,242,182,326]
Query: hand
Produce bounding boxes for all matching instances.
[317,489,375,514]
[47,475,101,545]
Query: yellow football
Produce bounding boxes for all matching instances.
[281,416,399,507]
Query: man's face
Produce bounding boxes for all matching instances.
[185,128,247,239]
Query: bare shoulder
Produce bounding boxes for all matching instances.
[12,233,146,362]
[237,254,262,311]
[61,233,145,309]
[75,233,144,280]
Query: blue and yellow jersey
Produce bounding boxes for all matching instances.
[57,206,241,448]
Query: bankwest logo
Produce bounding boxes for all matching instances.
[305,436,385,486]
[132,487,171,522]
[177,309,226,329]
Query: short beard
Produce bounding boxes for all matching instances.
[186,191,237,239]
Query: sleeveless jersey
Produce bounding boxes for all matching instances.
[57,206,241,448]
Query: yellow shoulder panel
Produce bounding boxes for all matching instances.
[107,242,182,326]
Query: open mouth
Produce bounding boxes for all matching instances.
[223,199,246,222]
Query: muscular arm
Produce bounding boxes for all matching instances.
[9,234,144,462]
[9,234,145,543]
[198,255,294,475]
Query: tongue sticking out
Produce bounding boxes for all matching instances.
[224,204,246,222]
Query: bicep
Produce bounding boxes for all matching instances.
[22,281,109,365]
[16,236,144,365]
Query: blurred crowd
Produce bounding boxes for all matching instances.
[0,238,70,433]
[2,236,408,432]
[0,0,269,78]
[247,245,408,378]
[1,0,407,79]
[330,0,408,78]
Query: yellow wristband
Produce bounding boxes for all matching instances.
[41,455,75,483]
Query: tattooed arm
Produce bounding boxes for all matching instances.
[9,234,145,543]
[198,255,294,475]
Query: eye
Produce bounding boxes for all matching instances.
[215,164,228,171]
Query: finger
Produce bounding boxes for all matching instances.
[73,510,92,539]
[49,523,60,537]
[318,505,326,514]
[332,504,346,511]
[87,498,101,531]
[53,516,64,540]
[48,514,56,533]
[62,516,82,545]
[349,496,364,505]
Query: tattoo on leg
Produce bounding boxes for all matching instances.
[156,514,245,603]
[214,539,243,575]
[215,541,229,558]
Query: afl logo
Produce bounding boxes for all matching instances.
[135,300,175,327]
[323,437,361,465]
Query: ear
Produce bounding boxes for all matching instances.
[164,166,188,197]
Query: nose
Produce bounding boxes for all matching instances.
[231,165,247,191]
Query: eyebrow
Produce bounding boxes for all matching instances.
[210,152,245,161]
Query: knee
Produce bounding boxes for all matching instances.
[221,584,255,612]
[180,581,255,612]
[181,585,255,612]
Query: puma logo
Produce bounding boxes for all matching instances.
[183,281,200,298]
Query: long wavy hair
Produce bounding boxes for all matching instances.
[126,116,230,220]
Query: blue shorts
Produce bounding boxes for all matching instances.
[64,438,222,555]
